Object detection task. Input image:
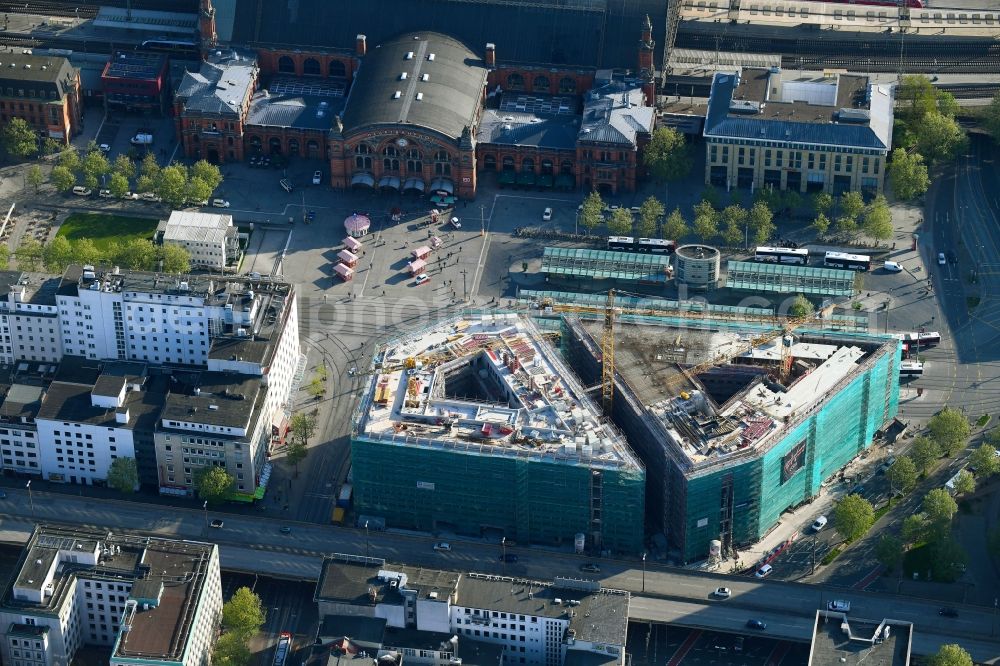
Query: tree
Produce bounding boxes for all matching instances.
[0,118,38,158]
[212,632,252,666]
[661,207,687,241]
[834,215,858,238]
[290,412,317,446]
[699,185,722,208]
[156,164,188,208]
[985,92,1000,143]
[159,243,191,274]
[752,187,781,214]
[915,112,968,164]
[692,200,718,241]
[811,212,831,238]
[968,443,1000,478]
[748,201,775,246]
[643,126,691,182]
[43,236,75,273]
[929,407,971,457]
[14,238,44,271]
[72,238,104,266]
[874,534,903,571]
[286,440,308,477]
[58,148,80,172]
[106,457,138,493]
[112,154,136,180]
[896,75,940,121]
[637,196,664,238]
[185,176,214,205]
[720,204,747,247]
[194,466,233,504]
[190,159,223,192]
[953,469,975,496]
[862,194,893,242]
[910,436,941,476]
[49,165,76,192]
[108,172,130,200]
[139,152,161,180]
[833,494,875,542]
[81,149,111,182]
[812,192,834,217]
[888,148,930,200]
[222,587,266,636]
[25,164,44,194]
[902,513,928,544]
[932,537,968,581]
[839,191,865,222]
[923,487,958,534]
[928,644,973,666]
[780,189,802,214]
[40,137,62,156]
[136,174,156,194]
[111,238,157,271]
[579,191,604,233]
[0,249,8,271]
[607,207,634,236]
[886,456,918,494]
[788,294,814,318]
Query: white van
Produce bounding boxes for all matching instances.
[884,261,902,273]
[754,564,773,578]
[811,515,828,532]
[828,600,851,612]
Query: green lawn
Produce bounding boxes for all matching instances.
[57,213,158,252]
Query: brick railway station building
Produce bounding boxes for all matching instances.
[173,0,658,197]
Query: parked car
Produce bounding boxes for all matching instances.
[279,526,291,534]
[312,170,323,185]
[542,207,553,221]
[433,542,451,551]
[209,519,224,528]
[71,186,92,196]
[884,261,903,272]
[746,619,767,631]
[122,191,139,200]
[414,273,430,286]
[579,563,601,573]
[828,600,851,612]
[939,607,959,618]
[450,216,462,229]
[713,587,731,598]
[98,189,113,198]
[211,198,230,208]
[937,252,946,265]
[500,553,518,563]
[98,143,111,153]
[812,515,828,532]
[754,564,773,578]
[139,192,161,202]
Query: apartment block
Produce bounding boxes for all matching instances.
[0,526,222,666]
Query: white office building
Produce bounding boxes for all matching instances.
[314,556,628,666]
[0,526,222,666]
[157,211,241,271]
[0,273,64,364]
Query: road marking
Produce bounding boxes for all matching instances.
[766,642,791,665]
[667,629,701,666]
[853,564,883,590]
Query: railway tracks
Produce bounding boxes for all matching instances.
[0,2,99,19]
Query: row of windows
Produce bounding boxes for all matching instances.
[707,136,883,156]
[711,145,882,175]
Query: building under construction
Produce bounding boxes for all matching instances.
[351,313,644,554]
[563,315,900,563]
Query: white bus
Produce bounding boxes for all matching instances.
[899,360,924,377]
[607,236,635,252]
[636,238,677,254]
[754,246,810,265]
[824,251,872,271]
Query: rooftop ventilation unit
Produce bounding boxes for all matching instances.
[428,53,435,61]
[400,72,407,80]
[416,92,424,100]
[405,52,414,60]
[393,90,401,99]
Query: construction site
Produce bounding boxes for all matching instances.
[561,306,901,564]
[350,313,645,555]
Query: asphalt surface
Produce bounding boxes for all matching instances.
[0,488,998,661]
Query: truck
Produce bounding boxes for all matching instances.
[272,632,292,666]
[130,133,154,146]
[337,483,353,508]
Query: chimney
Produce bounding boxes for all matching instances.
[356,34,367,57]
[485,43,496,69]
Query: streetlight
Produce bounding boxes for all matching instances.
[641,552,646,592]
[26,480,34,519]
[202,500,208,526]
[480,204,486,237]
[501,537,507,575]
[364,520,370,560]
